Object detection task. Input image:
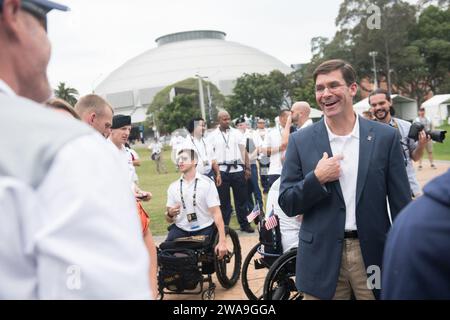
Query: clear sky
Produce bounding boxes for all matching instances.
[47,0,344,95]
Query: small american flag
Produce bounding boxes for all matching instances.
[247,204,261,223]
[265,208,278,230]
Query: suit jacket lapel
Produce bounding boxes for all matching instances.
[356,118,375,206]
[313,119,345,204]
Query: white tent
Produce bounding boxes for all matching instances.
[310,108,323,119]
[421,94,450,126]
[354,94,418,121]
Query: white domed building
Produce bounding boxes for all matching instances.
[95,30,293,123]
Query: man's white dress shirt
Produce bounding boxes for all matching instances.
[324,115,360,231]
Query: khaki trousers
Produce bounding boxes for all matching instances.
[303,239,375,300]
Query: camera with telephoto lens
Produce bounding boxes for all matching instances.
[408,122,447,143]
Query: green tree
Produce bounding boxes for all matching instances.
[408,5,450,97]
[310,0,450,104]
[54,82,79,106]
[147,78,224,129]
[157,94,201,133]
[225,70,291,120]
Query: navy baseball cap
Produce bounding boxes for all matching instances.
[0,0,69,13]
[0,0,69,30]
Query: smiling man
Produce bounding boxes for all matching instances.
[278,59,411,300]
[369,88,427,197]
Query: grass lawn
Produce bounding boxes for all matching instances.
[432,124,450,161]
[135,147,241,236]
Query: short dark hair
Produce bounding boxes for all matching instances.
[186,117,204,134]
[313,59,357,86]
[279,109,291,117]
[235,117,246,125]
[177,148,198,162]
[368,88,391,104]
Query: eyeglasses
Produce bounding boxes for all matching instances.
[315,82,348,94]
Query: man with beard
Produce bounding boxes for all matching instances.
[369,88,428,197]
[290,101,313,131]
[281,101,314,152]
[279,59,411,300]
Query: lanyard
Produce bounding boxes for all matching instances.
[180,178,198,211]
[190,136,208,161]
[220,130,230,149]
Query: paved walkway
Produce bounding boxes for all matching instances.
[156,160,450,300]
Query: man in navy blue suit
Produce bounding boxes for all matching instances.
[382,169,450,300]
[278,59,411,300]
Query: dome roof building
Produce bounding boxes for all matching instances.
[95,30,293,123]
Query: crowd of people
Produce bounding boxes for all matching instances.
[1,0,449,300]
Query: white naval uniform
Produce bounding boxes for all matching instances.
[208,127,246,173]
[0,80,152,299]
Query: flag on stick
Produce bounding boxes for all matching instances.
[265,207,278,230]
[247,203,261,222]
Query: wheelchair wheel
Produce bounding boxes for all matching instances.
[202,288,215,300]
[241,243,272,300]
[214,227,242,289]
[263,248,302,300]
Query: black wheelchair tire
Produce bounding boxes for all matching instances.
[263,248,302,300]
[214,227,242,289]
[241,243,266,300]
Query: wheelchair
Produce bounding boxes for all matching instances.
[241,216,283,300]
[263,247,303,300]
[157,226,242,300]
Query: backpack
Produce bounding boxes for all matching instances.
[158,249,202,292]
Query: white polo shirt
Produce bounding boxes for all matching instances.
[324,115,360,231]
[166,173,221,231]
[208,127,246,173]
[264,126,284,175]
[179,135,215,175]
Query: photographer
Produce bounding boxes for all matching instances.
[369,89,428,197]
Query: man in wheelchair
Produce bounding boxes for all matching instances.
[158,148,232,299]
[164,148,227,257]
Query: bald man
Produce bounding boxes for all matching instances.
[208,111,254,233]
[291,101,313,131]
[281,102,314,156]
